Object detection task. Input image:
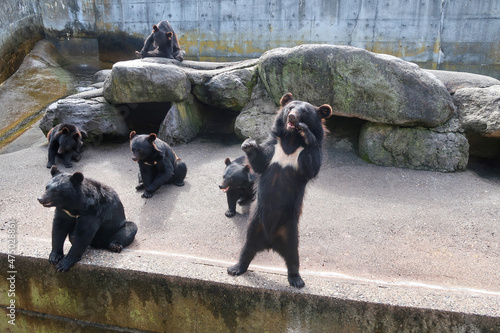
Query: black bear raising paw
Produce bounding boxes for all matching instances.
[227,93,332,288]
[38,166,138,272]
[130,131,187,198]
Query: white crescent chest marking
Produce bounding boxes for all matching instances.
[270,139,304,170]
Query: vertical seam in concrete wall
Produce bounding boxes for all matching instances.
[436,0,448,66]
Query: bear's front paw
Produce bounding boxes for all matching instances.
[225,209,236,218]
[135,184,145,191]
[288,274,305,288]
[227,263,247,276]
[49,252,64,265]
[55,257,76,272]
[46,161,55,169]
[294,122,308,133]
[64,162,73,168]
[108,242,123,253]
[142,191,154,198]
[241,139,258,152]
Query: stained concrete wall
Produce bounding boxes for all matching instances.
[0,0,44,83]
[37,0,500,72]
[2,0,500,77]
[1,255,499,332]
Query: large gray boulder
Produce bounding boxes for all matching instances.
[426,70,500,94]
[158,95,204,145]
[234,81,277,142]
[39,93,129,143]
[259,44,455,127]
[453,85,500,138]
[191,66,258,111]
[103,59,191,104]
[359,123,469,172]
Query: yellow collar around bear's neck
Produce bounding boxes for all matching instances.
[63,209,80,219]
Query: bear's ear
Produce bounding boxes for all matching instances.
[318,104,333,119]
[70,172,84,185]
[148,133,157,143]
[73,133,81,141]
[61,127,69,134]
[129,131,137,140]
[80,130,88,139]
[224,157,231,166]
[280,93,293,106]
[166,31,173,39]
[153,25,159,32]
[50,165,61,177]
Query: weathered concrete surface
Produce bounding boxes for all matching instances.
[0,124,499,331]
[0,0,44,83]
[0,40,75,149]
[36,0,500,76]
[1,254,499,332]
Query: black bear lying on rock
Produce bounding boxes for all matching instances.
[130,131,187,198]
[137,20,185,61]
[219,156,255,217]
[38,166,138,272]
[227,93,332,288]
[46,123,86,169]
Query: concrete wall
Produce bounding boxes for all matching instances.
[37,0,500,72]
[2,255,499,332]
[0,0,44,83]
[1,0,500,78]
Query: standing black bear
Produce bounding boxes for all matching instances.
[227,93,332,288]
[46,123,86,168]
[38,166,138,272]
[129,131,187,198]
[219,156,255,217]
[137,21,185,61]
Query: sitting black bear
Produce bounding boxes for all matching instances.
[46,123,86,168]
[38,166,138,272]
[136,21,185,61]
[219,156,255,217]
[227,93,332,288]
[129,131,187,198]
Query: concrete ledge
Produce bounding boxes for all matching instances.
[1,253,499,332]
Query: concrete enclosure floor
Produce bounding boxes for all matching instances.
[0,124,499,317]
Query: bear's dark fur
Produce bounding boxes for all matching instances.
[46,123,86,168]
[227,93,332,288]
[137,21,185,61]
[38,166,138,272]
[219,155,255,217]
[129,131,187,198]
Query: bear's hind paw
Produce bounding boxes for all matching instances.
[288,275,305,288]
[108,243,123,253]
[227,263,247,276]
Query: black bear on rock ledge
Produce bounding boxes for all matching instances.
[137,20,185,61]
[227,93,332,288]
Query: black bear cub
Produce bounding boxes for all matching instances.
[46,123,86,168]
[38,166,138,272]
[136,20,185,61]
[219,156,255,217]
[129,131,187,198]
[227,93,332,288]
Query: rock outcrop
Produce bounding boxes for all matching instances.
[41,44,500,171]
